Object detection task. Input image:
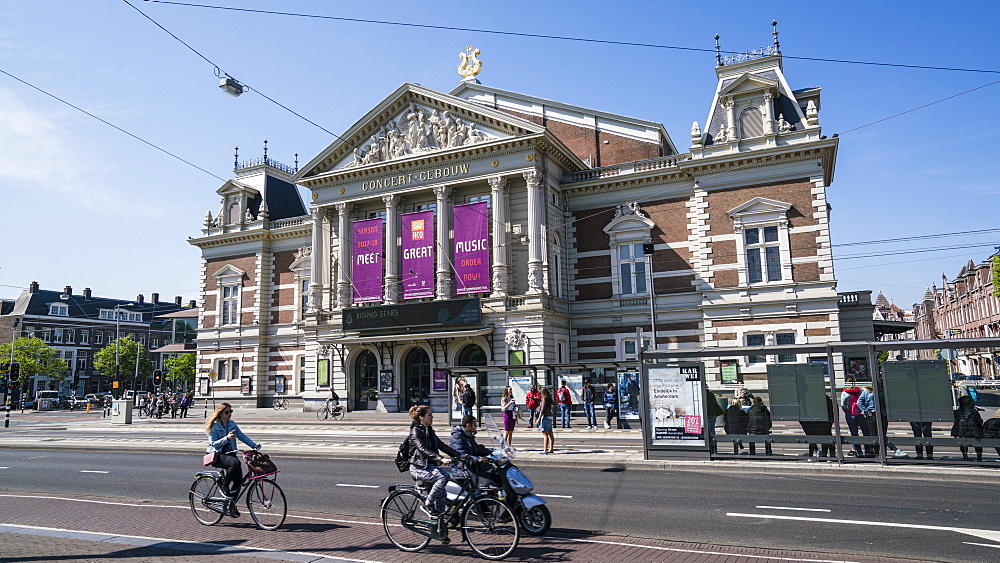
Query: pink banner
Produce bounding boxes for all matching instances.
[453,202,490,295]
[684,415,702,434]
[352,218,383,304]
[401,210,435,299]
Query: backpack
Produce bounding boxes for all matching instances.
[395,437,411,472]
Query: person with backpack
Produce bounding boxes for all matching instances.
[840,376,865,457]
[555,381,573,428]
[525,384,541,428]
[406,405,460,518]
[459,383,476,417]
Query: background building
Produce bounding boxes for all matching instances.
[191,40,843,411]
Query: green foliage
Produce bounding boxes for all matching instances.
[93,338,154,381]
[164,353,196,387]
[0,337,69,381]
[876,350,890,364]
[992,256,1000,298]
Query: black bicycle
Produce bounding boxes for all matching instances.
[381,458,519,560]
[189,450,287,530]
[272,397,288,410]
[316,399,345,421]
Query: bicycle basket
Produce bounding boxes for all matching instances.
[246,451,278,475]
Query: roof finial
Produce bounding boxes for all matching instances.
[263,139,268,160]
[234,146,239,169]
[294,153,299,171]
[772,20,780,54]
[714,34,722,66]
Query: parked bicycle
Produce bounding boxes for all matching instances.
[136,405,151,419]
[272,397,288,410]
[189,450,287,530]
[316,399,345,421]
[381,457,519,560]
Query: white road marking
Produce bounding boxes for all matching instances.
[0,467,9,469]
[538,494,572,499]
[728,512,1000,544]
[551,535,859,563]
[756,505,832,512]
[965,542,1000,549]
[78,470,109,474]
[335,483,379,488]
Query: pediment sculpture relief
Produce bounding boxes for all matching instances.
[342,103,495,169]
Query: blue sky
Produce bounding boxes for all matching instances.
[1,1,998,310]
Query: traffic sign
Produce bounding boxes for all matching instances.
[940,348,959,361]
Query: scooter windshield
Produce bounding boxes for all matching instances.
[480,412,515,459]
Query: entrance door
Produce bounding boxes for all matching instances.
[404,347,431,410]
[354,350,379,410]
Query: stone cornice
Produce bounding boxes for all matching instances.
[188,224,311,249]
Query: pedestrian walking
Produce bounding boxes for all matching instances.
[525,385,541,428]
[539,387,555,454]
[556,381,572,428]
[460,382,476,418]
[746,397,773,455]
[582,380,597,429]
[205,402,260,517]
[500,386,518,448]
[179,392,191,418]
[723,399,749,453]
[603,383,619,429]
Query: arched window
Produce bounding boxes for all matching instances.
[739,106,764,139]
[458,344,488,366]
[227,200,241,224]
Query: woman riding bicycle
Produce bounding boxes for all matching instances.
[407,404,461,518]
[205,402,260,515]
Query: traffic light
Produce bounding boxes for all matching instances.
[9,362,19,381]
[153,369,163,387]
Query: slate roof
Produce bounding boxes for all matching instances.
[8,287,191,327]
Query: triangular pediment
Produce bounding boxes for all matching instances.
[297,83,545,180]
[727,197,792,218]
[212,264,246,282]
[719,73,779,98]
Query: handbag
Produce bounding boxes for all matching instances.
[246,451,278,475]
[202,452,218,466]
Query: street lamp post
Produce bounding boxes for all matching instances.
[114,303,134,398]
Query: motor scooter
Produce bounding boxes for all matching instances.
[445,413,550,535]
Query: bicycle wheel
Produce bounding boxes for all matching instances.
[246,478,287,530]
[316,406,329,421]
[332,406,345,420]
[137,407,148,419]
[189,476,225,525]
[462,496,519,560]
[381,490,431,552]
[272,398,284,410]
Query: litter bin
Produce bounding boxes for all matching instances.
[111,399,133,425]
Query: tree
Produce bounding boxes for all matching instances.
[93,338,153,383]
[0,337,69,383]
[164,353,196,389]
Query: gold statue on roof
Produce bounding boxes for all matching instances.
[458,46,482,78]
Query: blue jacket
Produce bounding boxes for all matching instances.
[603,389,618,410]
[206,419,258,454]
[857,389,875,415]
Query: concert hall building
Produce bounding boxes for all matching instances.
[189,41,841,412]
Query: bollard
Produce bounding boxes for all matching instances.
[4,405,9,428]
[86,403,91,413]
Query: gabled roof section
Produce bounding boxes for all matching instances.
[296,83,545,181]
[718,73,779,97]
[727,197,792,218]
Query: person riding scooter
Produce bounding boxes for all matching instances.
[450,415,492,479]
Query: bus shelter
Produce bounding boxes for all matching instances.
[639,337,1000,465]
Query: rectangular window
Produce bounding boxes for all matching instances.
[776,333,796,363]
[300,279,310,317]
[49,304,68,316]
[65,329,75,344]
[42,328,51,343]
[53,328,64,344]
[745,226,782,284]
[746,333,766,364]
[151,338,158,349]
[415,202,437,212]
[618,242,648,296]
[299,356,307,393]
[231,359,240,381]
[468,194,491,207]
[95,331,103,345]
[222,285,238,325]
[80,330,89,345]
[217,360,227,381]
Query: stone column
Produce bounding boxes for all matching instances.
[433,185,453,300]
[335,202,353,309]
[307,206,324,312]
[382,193,401,304]
[488,176,510,297]
[523,169,545,295]
[724,97,736,141]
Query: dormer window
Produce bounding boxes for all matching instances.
[49,303,69,316]
[739,106,764,139]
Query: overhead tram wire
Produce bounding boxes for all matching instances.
[0,67,224,183]
[145,1,1000,75]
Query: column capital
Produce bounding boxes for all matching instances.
[433,185,452,200]
[334,202,355,217]
[382,193,402,209]
[487,176,509,193]
[522,168,543,187]
[310,205,323,220]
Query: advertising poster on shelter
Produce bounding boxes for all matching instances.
[509,375,532,407]
[401,210,435,299]
[617,372,642,420]
[647,366,706,446]
[352,218,383,303]
[452,202,490,294]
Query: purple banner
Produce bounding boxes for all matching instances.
[401,210,435,299]
[453,202,490,295]
[352,218,383,304]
